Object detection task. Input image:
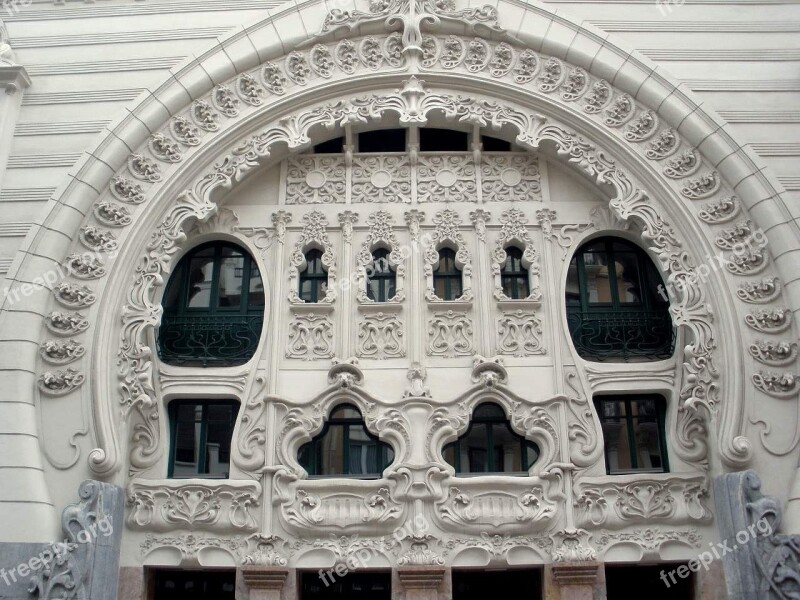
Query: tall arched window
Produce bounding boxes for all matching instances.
[433,247,462,301]
[500,246,530,299]
[443,403,539,474]
[566,237,673,361]
[158,242,264,366]
[298,404,394,477]
[367,248,396,303]
[299,248,327,303]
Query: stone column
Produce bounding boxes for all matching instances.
[241,566,290,600]
[396,567,448,600]
[549,563,599,600]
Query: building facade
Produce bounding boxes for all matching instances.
[0,0,799,598]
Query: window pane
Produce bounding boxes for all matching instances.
[186,253,215,308]
[206,404,235,477]
[331,405,362,420]
[173,404,202,476]
[582,251,613,304]
[217,251,244,308]
[320,425,345,475]
[612,251,643,304]
[601,417,632,471]
[492,424,518,471]
[462,423,489,473]
[248,266,265,307]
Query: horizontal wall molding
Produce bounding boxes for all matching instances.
[685,80,800,91]
[5,0,283,21]
[718,111,800,123]
[0,223,33,238]
[15,121,109,136]
[14,26,233,48]
[749,143,800,157]
[642,48,800,61]
[590,20,800,32]
[27,56,184,76]
[778,176,800,191]
[7,154,81,168]
[22,89,145,105]
[0,188,56,202]
[0,258,12,275]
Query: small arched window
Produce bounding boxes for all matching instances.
[443,403,539,474]
[367,248,396,303]
[501,246,530,300]
[158,242,264,366]
[298,404,394,477]
[299,248,327,303]
[433,248,462,301]
[566,237,673,361]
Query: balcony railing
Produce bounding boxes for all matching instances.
[157,313,263,366]
[566,309,675,361]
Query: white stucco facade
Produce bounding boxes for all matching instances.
[0,0,798,598]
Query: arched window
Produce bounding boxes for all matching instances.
[566,237,673,361]
[298,404,394,477]
[367,248,396,303]
[433,248,462,301]
[299,248,327,303]
[443,403,539,474]
[158,242,264,366]
[500,246,530,299]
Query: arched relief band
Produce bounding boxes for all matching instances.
[89,78,752,484]
[18,17,791,487]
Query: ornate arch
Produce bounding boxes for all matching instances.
[3,0,798,538]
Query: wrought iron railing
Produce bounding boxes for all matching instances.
[158,313,263,366]
[566,309,675,361]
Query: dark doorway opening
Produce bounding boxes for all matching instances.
[301,571,391,600]
[452,569,542,600]
[152,569,235,600]
[606,564,693,600]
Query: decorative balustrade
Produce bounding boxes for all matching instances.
[566,309,675,361]
[158,313,263,366]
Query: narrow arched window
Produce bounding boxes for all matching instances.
[158,242,264,366]
[367,248,396,303]
[298,404,394,477]
[433,248,462,301]
[443,403,539,474]
[501,246,530,299]
[299,248,327,303]
[566,237,673,361]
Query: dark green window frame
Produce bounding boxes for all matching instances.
[299,248,327,303]
[298,404,394,478]
[158,241,264,366]
[594,394,669,475]
[167,399,240,479]
[444,403,540,474]
[433,247,463,301]
[500,246,530,299]
[367,248,396,303]
[566,236,674,361]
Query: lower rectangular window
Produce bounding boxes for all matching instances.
[595,394,669,475]
[301,571,391,600]
[168,400,239,478]
[452,569,542,600]
[606,564,692,599]
[152,569,235,600]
